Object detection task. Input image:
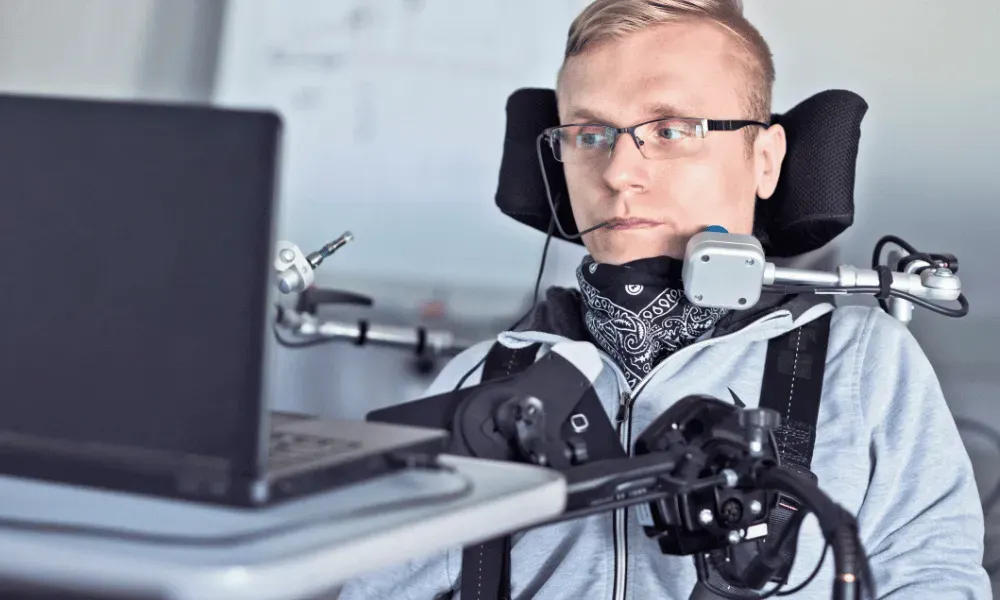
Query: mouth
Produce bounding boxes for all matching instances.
[603,217,662,230]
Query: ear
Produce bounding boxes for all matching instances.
[754,123,786,200]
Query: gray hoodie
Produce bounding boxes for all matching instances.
[337,288,991,599]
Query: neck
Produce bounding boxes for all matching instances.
[576,255,728,388]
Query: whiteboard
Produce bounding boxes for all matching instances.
[213,0,591,318]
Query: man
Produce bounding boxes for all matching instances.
[339,1,990,598]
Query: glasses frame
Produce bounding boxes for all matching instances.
[541,116,769,162]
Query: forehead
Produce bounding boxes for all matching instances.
[557,20,747,125]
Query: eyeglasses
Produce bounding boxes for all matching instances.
[541,117,768,163]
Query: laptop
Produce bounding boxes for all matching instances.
[0,92,448,508]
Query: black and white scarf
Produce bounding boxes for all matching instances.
[576,255,729,388]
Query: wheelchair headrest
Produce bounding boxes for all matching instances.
[495,88,869,257]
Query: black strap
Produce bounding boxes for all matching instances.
[457,313,832,597]
[760,311,831,473]
[875,265,893,300]
[756,311,833,585]
[459,342,540,600]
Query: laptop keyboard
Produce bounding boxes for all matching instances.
[268,430,362,468]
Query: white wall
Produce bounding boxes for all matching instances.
[1,0,997,589]
[0,0,223,101]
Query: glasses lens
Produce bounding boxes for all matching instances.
[633,118,703,159]
[549,125,614,163]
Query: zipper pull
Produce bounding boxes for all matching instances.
[615,391,631,423]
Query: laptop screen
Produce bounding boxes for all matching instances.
[0,94,280,475]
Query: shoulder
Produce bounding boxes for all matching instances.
[421,339,497,397]
[827,303,932,370]
[520,286,589,341]
[420,285,587,398]
[826,304,945,429]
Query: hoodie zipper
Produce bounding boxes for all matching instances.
[602,309,797,600]
[612,389,634,600]
[499,308,808,600]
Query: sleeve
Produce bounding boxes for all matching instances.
[853,308,992,599]
[335,547,460,600]
[336,340,496,600]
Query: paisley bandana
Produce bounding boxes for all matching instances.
[576,255,729,388]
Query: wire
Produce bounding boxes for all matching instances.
[701,507,822,600]
[451,215,557,392]
[0,459,473,548]
[871,235,918,268]
[761,285,969,318]
[534,132,608,240]
[869,235,961,315]
[777,542,830,596]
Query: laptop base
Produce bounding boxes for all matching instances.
[0,421,449,508]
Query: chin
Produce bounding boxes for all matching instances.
[591,234,683,265]
[594,245,677,265]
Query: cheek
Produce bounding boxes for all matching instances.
[564,165,602,221]
[652,153,756,229]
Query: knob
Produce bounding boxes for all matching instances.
[277,269,304,294]
[565,437,589,465]
[738,408,781,431]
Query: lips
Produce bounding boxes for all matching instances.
[604,217,662,230]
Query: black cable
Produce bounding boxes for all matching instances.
[897,252,939,272]
[871,235,918,268]
[696,506,821,600]
[756,466,876,599]
[870,235,959,315]
[761,285,969,318]
[871,235,915,313]
[0,459,473,547]
[451,215,557,392]
[534,132,608,240]
[776,542,830,596]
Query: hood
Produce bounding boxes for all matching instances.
[517,286,830,341]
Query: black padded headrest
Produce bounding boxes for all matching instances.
[495,88,869,257]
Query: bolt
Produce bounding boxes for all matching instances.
[750,500,762,515]
[698,509,714,525]
[746,258,755,266]
[720,499,743,525]
[728,530,742,544]
[694,294,703,302]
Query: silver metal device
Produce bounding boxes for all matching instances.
[275,308,473,357]
[274,231,354,294]
[272,231,471,356]
[682,231,964,325]
[682,232,767,310]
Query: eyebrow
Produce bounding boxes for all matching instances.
[563,102,695,126]
[640,102,695,119]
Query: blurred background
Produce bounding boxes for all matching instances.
[0,0,996,593]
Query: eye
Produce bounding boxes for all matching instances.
[576,131,608,148]
[657,125,686,140]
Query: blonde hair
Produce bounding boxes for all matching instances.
[561,0,775,128]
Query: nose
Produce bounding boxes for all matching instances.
[601,132,650,195]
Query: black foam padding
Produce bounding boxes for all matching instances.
[756,90,869,256]
[495,88,869,257]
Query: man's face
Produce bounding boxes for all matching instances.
[557,20,785,264]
